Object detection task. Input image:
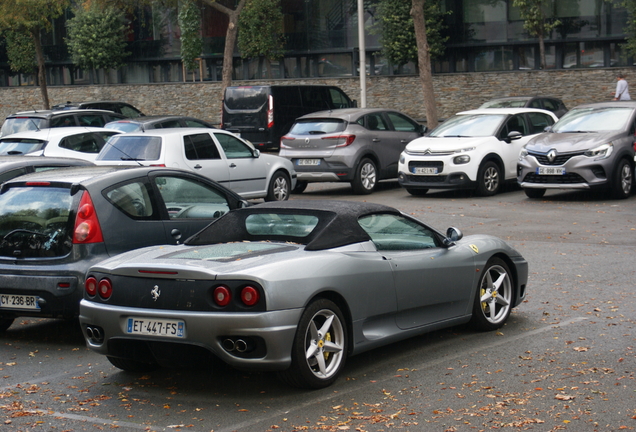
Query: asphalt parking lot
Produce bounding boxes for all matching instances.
[1,180,635,432]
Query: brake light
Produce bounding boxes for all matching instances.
[98,278,112,300]
[25,182,51,186]
[267,95,274,129]
[73,191,104,244]
[321,134,356,147]
[149,164,166,167]
[213,285,231,307]
[85,276,97,296]
[240,286,260,306]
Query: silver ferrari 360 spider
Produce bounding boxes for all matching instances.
[79,200,528,388]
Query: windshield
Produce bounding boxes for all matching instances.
[429,114,506,137]
[97,135,162,161]
[104,122,142,133]
[0,186,74,258]
[288,119,346,135]
[224,86,268,110]
[551,107,633,133]
[0,138,45,155]
[1,118,46,137]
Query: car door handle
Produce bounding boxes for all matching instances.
[229,163,237,168]
[372,138,380,142]
[194,164,202,169]
[400,139,409,143]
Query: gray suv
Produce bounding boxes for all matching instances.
[279,108,425,194]
[517,102,636,199]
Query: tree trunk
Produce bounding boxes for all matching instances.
[204,0,247,96]
[538,32,546,70]
[411,0,438,130]
[31,27,49,110]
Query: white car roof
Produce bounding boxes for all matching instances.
[457,108,558,117]
[0,127,123,141]
[115,127,224,138]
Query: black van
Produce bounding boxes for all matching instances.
[221,85,355,150]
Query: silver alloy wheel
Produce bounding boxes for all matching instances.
[273,175,289,201]
[478,263,512,325]
[360,161,377,191]
[304,308,345,380]
[619,162,632,195]
[482,165,499,192]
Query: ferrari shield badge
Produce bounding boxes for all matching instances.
[469,244,479,254]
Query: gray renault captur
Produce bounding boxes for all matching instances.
[0,166,248,332]
[517,102,636,199]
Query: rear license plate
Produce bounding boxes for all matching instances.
[537,167,565,175]
[0,294,39,310]
[126,317,185,338]
[297,159,321,166]
[413,167,438,175]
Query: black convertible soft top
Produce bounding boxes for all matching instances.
[185,200,402,251]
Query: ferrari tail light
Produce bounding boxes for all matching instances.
[213,285,231,307]
[240,286,260,306]
[85,276,97,297]
[98,278,112,300]
[321,134,356,147]
[267,95,274,129]
[73,191,104,244]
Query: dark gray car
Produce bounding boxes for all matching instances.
[480,96,568,118]
[517,102,636,199]
[279,108,425,194]
[104,115,215,132]
[0,109,128,137]
[0,166,248,332]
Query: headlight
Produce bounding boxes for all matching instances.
[584,143,613,160]
[453,155,470,164]
[454,146,476,153]
[399,153,405,164]
[519,147,528,161]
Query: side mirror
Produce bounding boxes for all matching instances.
[443,227,463,246]
[504,131,522,143]
[419,124,428,135]
[253,149,260,158]
[544,125,553,132]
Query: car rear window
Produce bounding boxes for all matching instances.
[224,86,268,110]
[288,119,347,135]
[0,138,46,155]
[245,213,319,237]
[0,118,46,137]
[97,135,162,161]
[0,186,74,258]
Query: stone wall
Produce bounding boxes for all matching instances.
[0,68,627,127]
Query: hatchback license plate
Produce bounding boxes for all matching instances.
[297,159,321,166]
[413,167,438,175]
[126,317,185,338]
[0,294,39,310]
[537,167,565,175]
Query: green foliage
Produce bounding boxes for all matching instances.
[622,0,636,57]
[237,0,285,60]
[512,0,560,39]
[66,4,130,71]
[3,30,36,73]
[375,0,449,67]
[0,0,69,32]
[178,0,203,70]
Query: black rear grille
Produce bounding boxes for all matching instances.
[522,173,587,184]
[529,151,585,166]
[405,174,448,183]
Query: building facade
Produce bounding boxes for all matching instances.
[0,0,630,87]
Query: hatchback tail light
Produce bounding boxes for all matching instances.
[85,276,97,296]
[267,95,274,129]
[322,134,356,147]
[73,191,104,244]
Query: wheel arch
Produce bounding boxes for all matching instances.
[480,153,505,171]
[484,252,521,302]
[306,290,354,355]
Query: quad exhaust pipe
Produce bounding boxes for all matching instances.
[85,325,104,344]
[222,338,248,353]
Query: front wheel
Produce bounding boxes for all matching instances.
[351,158,377,194]
[265,171,291,201]
[611,158,633,199]
[476,161,501,196]
[107,356,159,373]
[524,188,546,199]
[470,257,513,331]
[278,299,347,389]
